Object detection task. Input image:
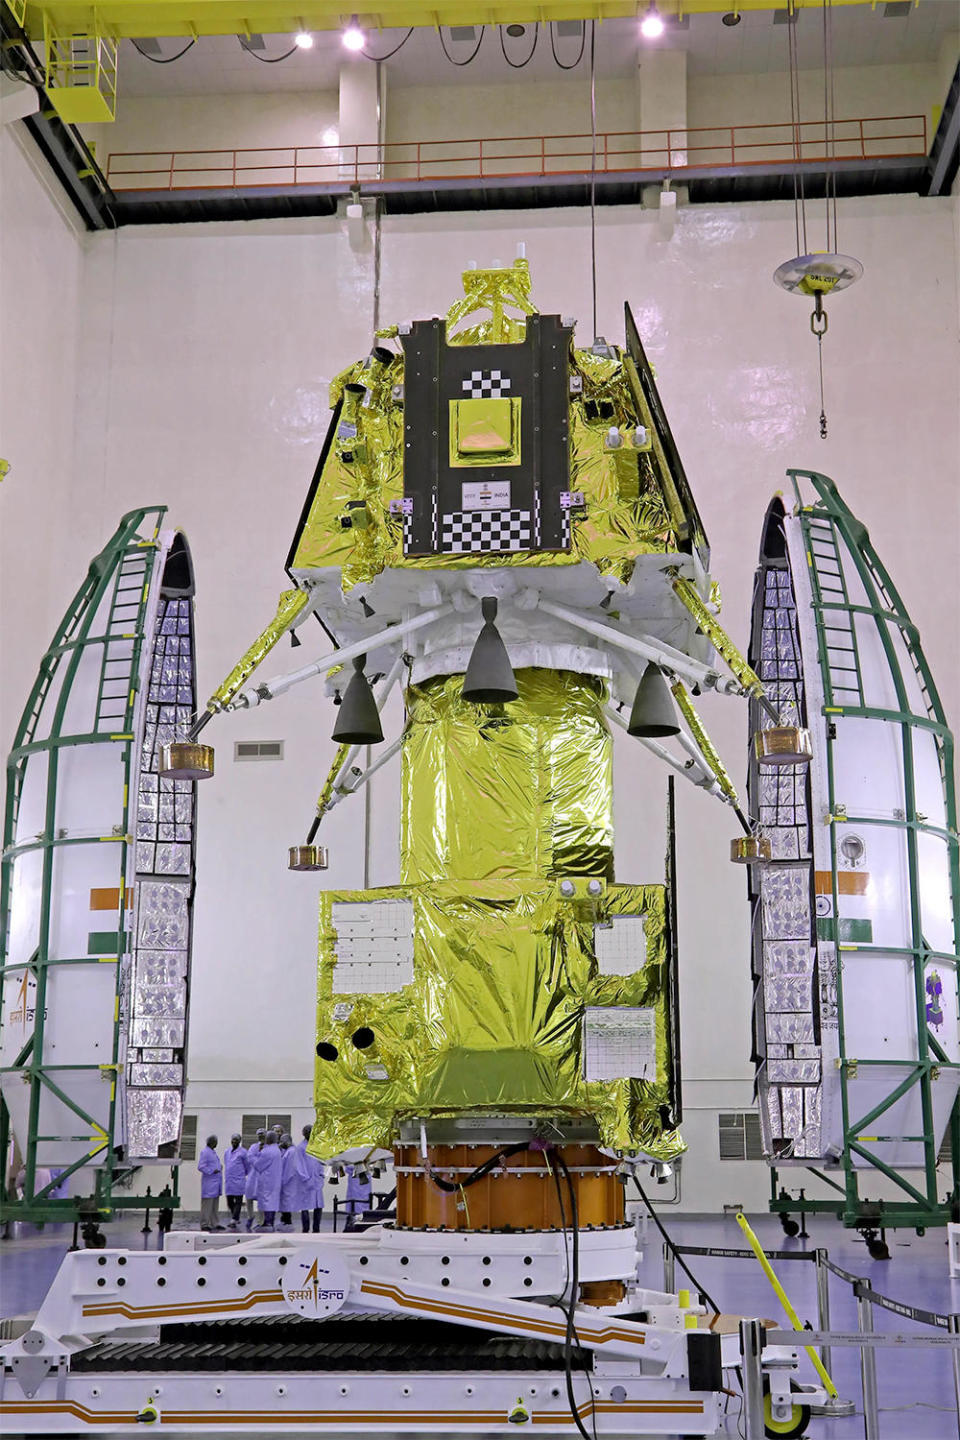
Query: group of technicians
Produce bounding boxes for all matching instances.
[197,1126,372,1233]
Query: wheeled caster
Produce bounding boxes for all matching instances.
[765,1376,811,1434]
[81,1219,107,1249]
[763,1378,811,1438]
[860,1226,890,1261]
[780,1214,801,1238]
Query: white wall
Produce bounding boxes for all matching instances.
[0,129,85,760]
[2,148,958,1212]
[386,76,638,143]
[688,61,942,137]
[82,90,340,183]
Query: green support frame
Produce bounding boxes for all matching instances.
[770,471,960,1235]
[0,508,182,1230]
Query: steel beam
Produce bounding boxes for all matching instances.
[21,0,896,43]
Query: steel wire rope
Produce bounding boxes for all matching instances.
[822,0,838,251]
[549,21,586,69]
[237,38,297,62]
[786,0,807,254]
[499,23,538,68]
[437,25,484,65]
[132,38,196,62]
[362,28,414,61]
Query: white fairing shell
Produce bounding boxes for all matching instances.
[749,473,959,1173]
[0,513,197,1195]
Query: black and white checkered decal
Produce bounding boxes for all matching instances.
[441,510,531,553]
[462,370,511,399]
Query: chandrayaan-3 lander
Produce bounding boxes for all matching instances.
[1,257,956,1436]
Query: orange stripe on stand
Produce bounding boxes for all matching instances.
[814,870,870,896]
[89,887,122,911]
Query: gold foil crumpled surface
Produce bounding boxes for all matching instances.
[208,587,311,711]
[400,671,614,886]
[311,879,683,1162]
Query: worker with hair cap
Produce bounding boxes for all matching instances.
[197,1134,224,1232]
[223,1133,249,1230]
[297,1123,325,1233]
[278,1132,309,1232]
[243,1128,265,1231]
[252,1131,283,1231]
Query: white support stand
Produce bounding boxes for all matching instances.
[0,1225,801,1434]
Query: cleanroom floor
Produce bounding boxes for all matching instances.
[0,1209,956,1438]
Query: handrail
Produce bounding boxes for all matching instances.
[103,112,928,192]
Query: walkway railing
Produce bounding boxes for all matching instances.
[104,113,928,192]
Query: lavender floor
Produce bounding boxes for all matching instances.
[1,1209,958,1437]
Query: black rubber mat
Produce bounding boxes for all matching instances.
[71,1314,589,1373]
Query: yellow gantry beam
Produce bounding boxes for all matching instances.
[18,1,904,42]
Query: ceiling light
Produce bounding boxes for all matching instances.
[640,4,665,40]
[342,16,365,50]
[721,11,741,25]
[294,30,314,49]
[322,127,339,147]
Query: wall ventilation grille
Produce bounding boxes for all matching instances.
[718,1112,764,1160]
[179,1113,198,1161]
[241,1113,292,1148]
[234,741,284,762]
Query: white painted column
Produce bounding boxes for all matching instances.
[338,59,383,181]
[0,71,40,126]
[636,48,687,169]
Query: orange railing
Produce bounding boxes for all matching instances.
[105,114,928,192]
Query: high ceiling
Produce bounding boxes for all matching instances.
[116,3,957,97]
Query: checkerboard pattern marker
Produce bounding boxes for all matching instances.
[462,369,511,398]
[441,509,532,553]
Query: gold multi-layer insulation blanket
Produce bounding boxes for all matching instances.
[312,879,681,1159]
[289,345,677,591]
[311,671,683,1161]
[400,671,613,885]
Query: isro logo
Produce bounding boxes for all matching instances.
[9,973,40,1028]
[282,1252,349,1318]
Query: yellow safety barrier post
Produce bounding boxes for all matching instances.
[736,1211,839,1399]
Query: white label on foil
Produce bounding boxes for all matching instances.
[461,480,511,510]
[365,1064,389,1081]
[583,1006,656,1081]
[331,899,414,994]
[332,1002,354,1023]
[594,915,647,977]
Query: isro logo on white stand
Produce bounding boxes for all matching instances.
[282,1249,350,1318]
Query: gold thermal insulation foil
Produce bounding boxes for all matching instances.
[400,670,614,886]
[311,880,681,1160]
